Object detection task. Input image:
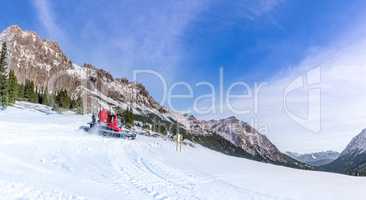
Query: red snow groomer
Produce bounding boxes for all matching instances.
[89,108,136,140]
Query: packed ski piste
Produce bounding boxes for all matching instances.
[1,102,366,200]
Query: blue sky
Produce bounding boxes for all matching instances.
[2,0,366,152]
[2,1,364,87]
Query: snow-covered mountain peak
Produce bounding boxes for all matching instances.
[0,25,20,41]
[341,129,366,156]
[2,25,22,35]
[185,114,300,165]
[1,25,54,47]
[0,25,72,88]
[0,25,166,114]
[324,129,366,175]
[216,116,242,125]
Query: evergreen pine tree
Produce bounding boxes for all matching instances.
[48,92,56,109]
[23,80,37,103]
[7,70,18,105]
[30,81,38,103]
[55,89,71,109]
[37,87,43,104]
[24,80,31,100]
[42,87,49,105]
[71,97,83,114]
[0,42,9,108]
[123,107,134,128]
[17,83,25,99]
[160,125,167,135]
[62,89,70,108]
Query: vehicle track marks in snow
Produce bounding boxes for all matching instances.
[119,142,290,200]
[0,181,86,200]
[107,144,202,200]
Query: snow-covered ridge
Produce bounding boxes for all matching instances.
[322,129,366,175]
[341,129,366,156]
[185,115,300,164]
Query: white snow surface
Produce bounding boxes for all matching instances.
[1,102,366,200]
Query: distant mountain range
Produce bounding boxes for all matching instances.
[0,25,309,170]
[287,151,339,166]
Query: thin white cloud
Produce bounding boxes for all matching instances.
[234,0,284,21]
[253,0,284,16]
[30,0,284,76]
[192,18,366,153]
[223,25,366,153]
[30,0,210,103]
[32,0,208,81]
[32,0,65,41]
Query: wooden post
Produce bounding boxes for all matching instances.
[176,124,182,152]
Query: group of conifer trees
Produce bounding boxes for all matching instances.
[115,106,134,128]
[0,42,17,108]
[0,42,82,112]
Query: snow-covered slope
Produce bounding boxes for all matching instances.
[1,103,366,200]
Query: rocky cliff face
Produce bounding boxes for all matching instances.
[340,129,366,156]
[186,115,305,165]
[0,25,165,114]
[0,25,74,90]
[323,129,366,176]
